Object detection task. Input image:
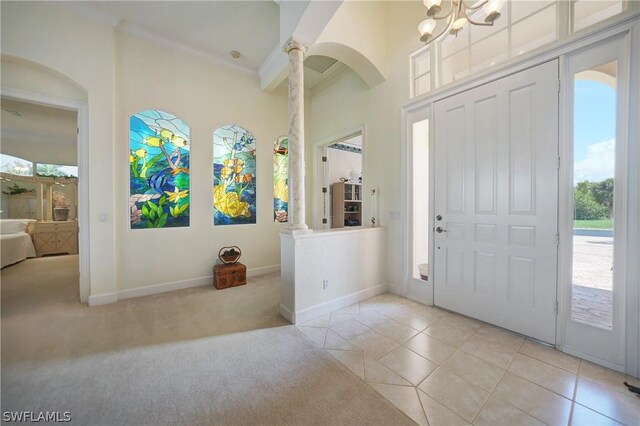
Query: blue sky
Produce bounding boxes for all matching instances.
[574,79,616,182]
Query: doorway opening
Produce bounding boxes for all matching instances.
[1,95,87,308]
[316,131,364,229]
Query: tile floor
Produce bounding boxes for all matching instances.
[297,293,640,426]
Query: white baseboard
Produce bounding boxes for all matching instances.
[279,303,294,323]
[113,264,280,302]
[88,292,118,306]
[117,275,212,300]
[387,283,403,296]
[293,284,388,324]
[247,264,280,278]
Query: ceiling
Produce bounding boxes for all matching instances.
[72,1,280,73]
[1,98,78,164]
[64,2,350,89]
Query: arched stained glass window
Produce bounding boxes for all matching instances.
[273,136,288,223]
[213,125,257,225]
[129,109,190,229]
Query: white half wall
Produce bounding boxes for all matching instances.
[280,227,388,324]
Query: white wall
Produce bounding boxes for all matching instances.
[115,33,288,291]
[327,148,361,184]
[280,227,388,323]
[1,1,116,298]
[308,1,426,287]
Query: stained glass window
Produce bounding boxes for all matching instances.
[213,125,257,225]
[273,136,288,223]
[129,110,190,229]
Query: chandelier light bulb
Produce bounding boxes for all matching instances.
[418,18,437,42]
[452,17,468,30]
[424,0,442,16]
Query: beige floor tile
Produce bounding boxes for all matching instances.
[519,339,580,374]
[579,361,640,396]
[363,354,413,386]
[403,333,456,364]
[459,335,517,369]
[474,326,524,351]
[370,384,428,426]
[332,303,360,315]
[423,322,476,348]
[418,365,490,422]
[329,318,370,340]
[299,314,330,328]
[474,395,545,426]
[508,353,577,398]
[417,389,470,426]
[440,351,504,391]
[323,329,360,351]
[492,372,572,426]
[574,377,640,426]
[386,311,436,331]
[328,312,357,326]
[327,349,364,380]
[372,319,420,344]
[379,346,438,385]
[349,329,399,359]
[354,310,391,328]
[443,312,483,330]
[296,326,327,347]
[570,403,622,426]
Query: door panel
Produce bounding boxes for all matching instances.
[434,60,559,343]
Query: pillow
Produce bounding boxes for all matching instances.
[0,219,35,234]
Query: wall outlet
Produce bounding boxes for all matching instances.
[322,279,329,290]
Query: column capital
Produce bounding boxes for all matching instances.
[283,38,308,55]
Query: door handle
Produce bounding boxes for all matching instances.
[435,227,447,233]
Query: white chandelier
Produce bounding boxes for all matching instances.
[418,0,503,45]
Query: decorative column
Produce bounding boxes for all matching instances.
[283,38,310,234]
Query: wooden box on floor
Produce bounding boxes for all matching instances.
[213,263,247,289]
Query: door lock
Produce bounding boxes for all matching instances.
[435,226,447,233]
[436,215,443,221]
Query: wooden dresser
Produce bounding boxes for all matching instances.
[30,221,78,257]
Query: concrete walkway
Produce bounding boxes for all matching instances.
[571,235,613,328]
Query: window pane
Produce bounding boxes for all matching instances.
[36,163,78,177]
[441,50,469,86]
[511,0,556,23]
[0,154,32,176]
[511,5,557,57]
[441,30,470,59]
[415,73,431,97]
[470,3,509,44]
[414,49,431,77]
[412,119,429,281]
[470,29,508,73]
[571,61,617,329]
[573,0,623,32]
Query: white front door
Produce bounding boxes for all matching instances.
[433,60,559,343]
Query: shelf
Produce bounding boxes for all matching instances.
[344,211,359,214]
[345,200,362,202]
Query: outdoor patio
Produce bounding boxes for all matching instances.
[571,234,613,329]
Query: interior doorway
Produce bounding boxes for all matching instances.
[315,130,364,229]
[0,91,89,305]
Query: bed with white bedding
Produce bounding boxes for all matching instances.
[1,219,36,268]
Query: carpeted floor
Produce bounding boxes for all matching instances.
[1,256,414,425]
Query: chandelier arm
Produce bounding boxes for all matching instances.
[427,10,456,44]
[464,0,489,11]
[466,16,494,26]
[429,0,456,20]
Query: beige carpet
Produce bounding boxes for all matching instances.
[1,256,414,425]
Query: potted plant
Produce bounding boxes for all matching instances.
[52,190,70,221]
